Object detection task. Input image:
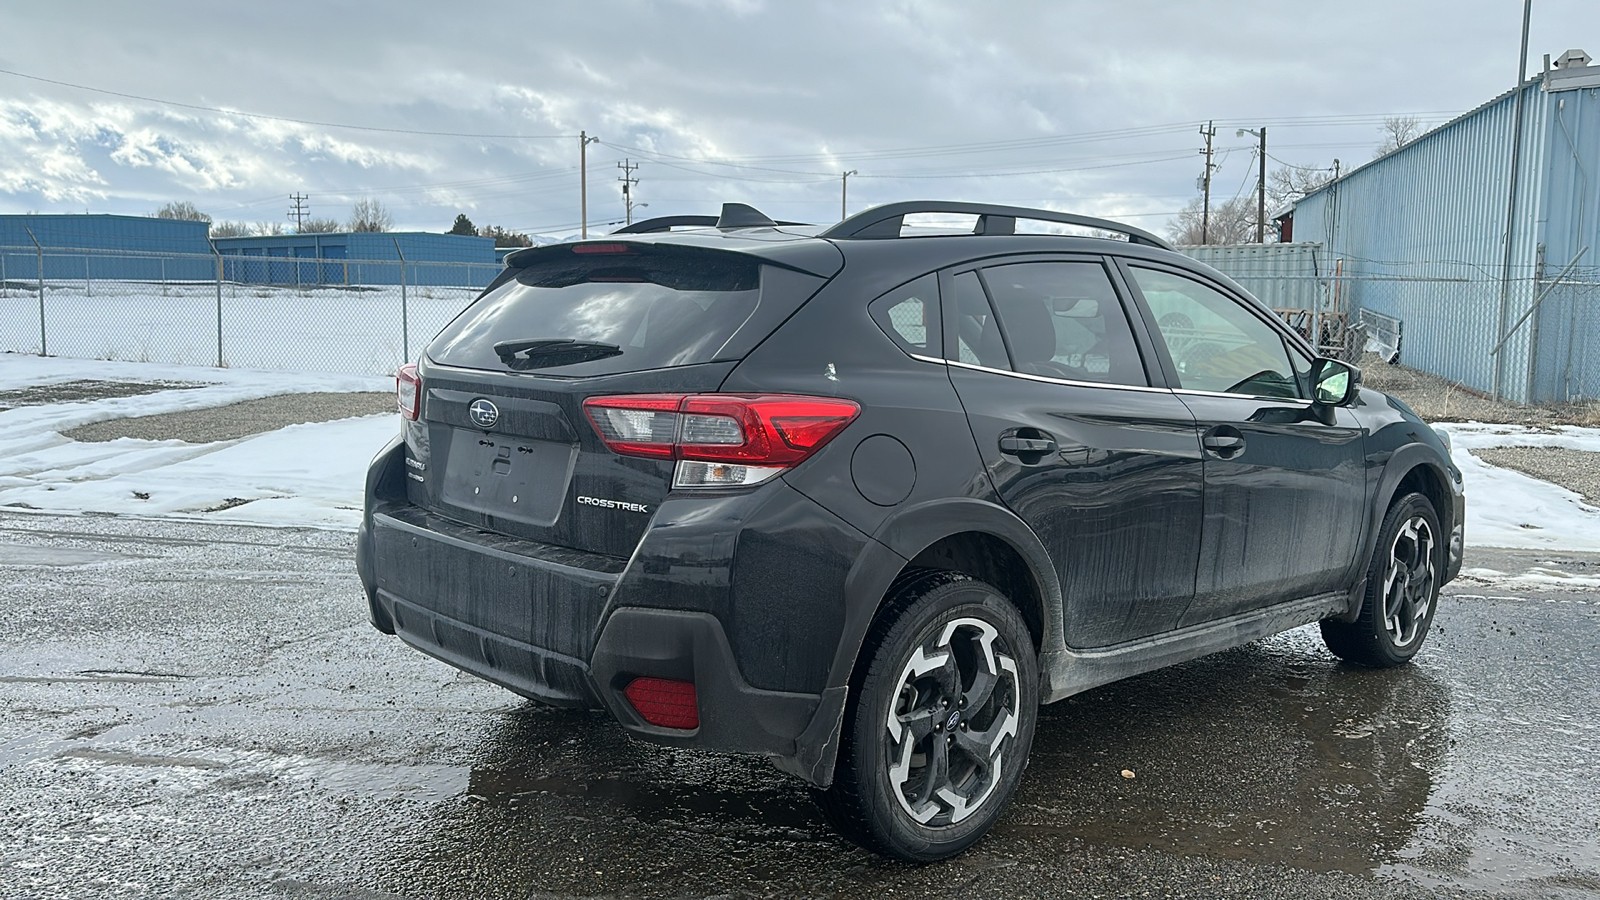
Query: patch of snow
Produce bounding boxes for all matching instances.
[0,355,395,529]
[1435,423,1600,552]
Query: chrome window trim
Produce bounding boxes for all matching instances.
[944,360,1171,395]
[1172,387,1315,405]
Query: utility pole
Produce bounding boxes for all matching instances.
[617,159,640,225]
[1198,121,1217,244]
[1256,127,1267,242]
[841,170,857,221]
[288,193,308,232]
[579,130,599,238]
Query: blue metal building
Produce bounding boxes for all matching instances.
[214,232,499,288]
[1287,49,1600,404]
[0,214,213,283]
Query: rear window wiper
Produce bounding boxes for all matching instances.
[493,338,624,370]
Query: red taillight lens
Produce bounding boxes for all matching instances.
[582,394,860,468]
[572,242,631,254]
[397,363,421,421]
[623,677,699,729]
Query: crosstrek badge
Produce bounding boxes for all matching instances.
[576,495,650,514]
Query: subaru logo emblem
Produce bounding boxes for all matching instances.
[468,398,500,429]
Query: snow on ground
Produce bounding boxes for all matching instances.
[1436,422,1600,553]
[1,355,1599,549]
[0,355,396,530]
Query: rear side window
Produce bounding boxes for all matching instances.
[972,262,1148,387]
[428,245,763,374]
[869,273,940,355]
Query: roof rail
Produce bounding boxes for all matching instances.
[612,208,812,234]
[820,201,1173,250]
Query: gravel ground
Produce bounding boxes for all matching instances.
[1357,354,1600,427]
[1471,447,1600,504]
[61,391,393,443]
[0,379,206,410]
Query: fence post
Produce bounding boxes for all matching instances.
[25,227,45,357]
[210,240,224,368]
[160,258,167,297]
[84,255,92,297]
[393,238,409,363]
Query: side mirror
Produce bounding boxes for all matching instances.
[1311,357,1361,406]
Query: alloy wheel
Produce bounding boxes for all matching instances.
[1382,515,1436,648]
[885,617,1020,826]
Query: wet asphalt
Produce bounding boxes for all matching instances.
[0,512,1597,900]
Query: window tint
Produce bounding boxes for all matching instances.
[1129,266,1302,399]
[979,262,1148,387]
[869,273,939,355]
[950,271,1006,367]
[428,245,762,374]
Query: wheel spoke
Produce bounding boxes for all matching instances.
[913,728,950,808]
[898,705,940,745]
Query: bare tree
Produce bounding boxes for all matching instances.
[297,217,342,234]
[251,221,285,236]
[210,221,251,237]
[1169,195,1257,245]
[348,198,394,233]
[155,201,212,223]
[1374,116,1423,157]
[1267,163,1337,211]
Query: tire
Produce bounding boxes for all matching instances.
[1321,492,1442,667]
[816,570,1039,861]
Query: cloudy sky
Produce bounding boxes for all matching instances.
[2,1,1596,238]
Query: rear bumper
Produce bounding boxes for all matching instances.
[355,439,861,785]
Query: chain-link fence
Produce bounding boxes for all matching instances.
[0,245,501,375]
[1187,244,1600,404]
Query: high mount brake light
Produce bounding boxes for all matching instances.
[572,243,631,254]
[397,364,421,421]
[582,394,860,488]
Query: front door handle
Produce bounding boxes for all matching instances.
[1201,427,1246,458]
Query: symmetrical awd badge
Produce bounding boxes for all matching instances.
[468,398,499,429]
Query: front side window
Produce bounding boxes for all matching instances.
[976,261,1148,387]
[1128,266,1302,399]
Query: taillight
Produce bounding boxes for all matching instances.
[623,677,699,730]
[583,394,860,488]
[397,363,421,421]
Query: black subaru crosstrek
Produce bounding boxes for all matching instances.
[357,201,1464,860]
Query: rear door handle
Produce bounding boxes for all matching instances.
[999,431,1057,456]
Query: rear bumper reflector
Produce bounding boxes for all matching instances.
[623,676,700,730]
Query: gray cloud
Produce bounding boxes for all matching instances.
[1,0,1595,235]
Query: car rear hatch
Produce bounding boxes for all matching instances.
[403,238,838,560]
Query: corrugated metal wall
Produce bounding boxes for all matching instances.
[1530,78,1600,403]
[0,215,213,282]
[213,232,498,287]
[1179,242,1327,311]
[1291,74,1600,403]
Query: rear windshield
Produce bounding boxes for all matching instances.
[428,244,763,374]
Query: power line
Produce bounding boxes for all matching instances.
[0,66,574,139]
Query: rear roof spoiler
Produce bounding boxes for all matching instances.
[614,205,810,234]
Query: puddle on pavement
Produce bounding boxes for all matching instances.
[0,379,206,409]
